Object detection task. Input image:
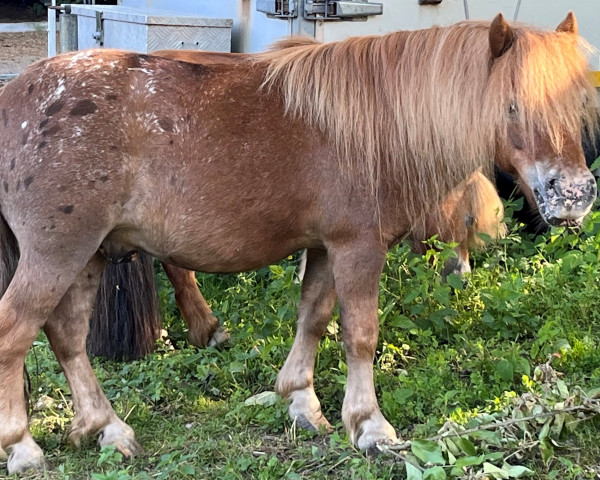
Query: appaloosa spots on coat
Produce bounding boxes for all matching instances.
[9,158,15,171]
[41,125,60,137]
[21,132,29,146]
[58,205,74,214]
[39,118,50,129]
[3,181,8,193]
[70,100,97,116]
[105,93,118,101]
[37,141,47,150]
[44,100,64,117]
[99,174,109,183]
[158,118,174,132]
[28,84,34,95]
[24,176,34,189]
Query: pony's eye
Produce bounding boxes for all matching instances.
[508,103,519,115]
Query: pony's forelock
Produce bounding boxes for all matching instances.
[259,21,597,222]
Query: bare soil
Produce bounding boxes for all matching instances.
[0,31,48,75]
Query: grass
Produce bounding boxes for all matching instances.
[5,206,600,479]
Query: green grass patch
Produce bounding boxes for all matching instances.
[7,208,600,479]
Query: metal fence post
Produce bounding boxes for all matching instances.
[59,9,78,53]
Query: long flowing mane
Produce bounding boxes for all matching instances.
[259,22,597,219]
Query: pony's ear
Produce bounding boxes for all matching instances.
[556,11,578,35]
[489,13,514,58]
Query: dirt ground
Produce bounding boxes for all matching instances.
[0,31,48,75]
[0,5,49,80]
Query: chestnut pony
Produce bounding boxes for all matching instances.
[87,41,507,358]
[0,13,596,473]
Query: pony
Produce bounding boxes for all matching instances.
[89,168,505,360]
[0,13,596,473]
[86,42,506,360]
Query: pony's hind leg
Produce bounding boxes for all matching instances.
[162,263,229,347]
[275,249,336,432]
[330,241,398,449]
[0,274,47,473]
[43,254,140,456]
[0,259,90,473]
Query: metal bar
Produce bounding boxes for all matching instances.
[48,0,57,57]
[513,0,521,21]
[59,13,78,53]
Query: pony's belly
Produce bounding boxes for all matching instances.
[104,222,316,274]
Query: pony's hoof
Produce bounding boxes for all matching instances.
[68,425,87,449]
[208,327,230,348]
[288,388,332,433]
[7,438,46,475]
[351,413,398,451]
[98,421,141,458]
[294,412,332,433]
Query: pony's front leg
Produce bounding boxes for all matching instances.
[331,243,398,449]
[275,249,337,431]
[43,254,140,456]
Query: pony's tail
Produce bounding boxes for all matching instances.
[86,251,162,361]
[0,213,19,298]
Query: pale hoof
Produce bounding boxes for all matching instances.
[7,437,46,475]
[208,327,230,348]
[98,421,141,458]
[288,388,332,433]
[351,412,398,450]
[293,412,332,433]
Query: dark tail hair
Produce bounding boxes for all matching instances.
[86,251,162,361]
[0,213,19,297]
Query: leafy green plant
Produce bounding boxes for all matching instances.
[12,207,600,479]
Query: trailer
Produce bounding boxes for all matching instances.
[56,0,599,79]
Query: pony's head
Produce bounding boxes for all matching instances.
[261,16,597,228]
[490,12,597,227]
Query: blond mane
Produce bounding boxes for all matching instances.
[260,22,597,220]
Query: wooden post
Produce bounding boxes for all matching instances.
[59,12,78,53]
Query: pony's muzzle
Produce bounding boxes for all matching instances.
[534,172,596,227]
